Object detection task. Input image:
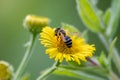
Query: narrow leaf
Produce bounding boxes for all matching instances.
[108,37,117,64]
[59,65,108,78]
[106,0,120,37]
[98,51,108,70]
[54,67,107,80]
[103,9,111,27]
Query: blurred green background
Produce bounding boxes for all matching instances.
[0,0,120,80]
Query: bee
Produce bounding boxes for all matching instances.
[55,28,72,48]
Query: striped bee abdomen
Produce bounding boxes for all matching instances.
[64,36,72,48]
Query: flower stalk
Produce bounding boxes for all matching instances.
[86,58,99,66]
[13,34,36,80]
[36,61,60,80]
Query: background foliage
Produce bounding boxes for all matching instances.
[0,0,120,80]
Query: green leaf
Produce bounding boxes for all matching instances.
[103,9,111,27]
[106,0,120,37]
[108,37,117,65]
[76,0,104,32]
[98,51,106,66]
[59,65,108,78]
[54,66,107,80]
[98,51,109,70]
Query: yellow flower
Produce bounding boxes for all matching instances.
[0,61,13,80]
[40,26,95,64]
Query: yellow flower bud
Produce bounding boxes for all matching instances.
[0,61,13,80]
[23,15,50,34]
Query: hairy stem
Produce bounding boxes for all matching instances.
[14,34,36,80]
[36,61,60,80]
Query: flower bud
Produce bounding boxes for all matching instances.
[23,15,50,34]
[0,61,13,80]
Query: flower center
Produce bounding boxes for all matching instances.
[56,36,71,54]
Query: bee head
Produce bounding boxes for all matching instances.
[55,28,66,37]
[55,28,61,36]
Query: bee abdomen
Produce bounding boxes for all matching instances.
[64,36,72,48]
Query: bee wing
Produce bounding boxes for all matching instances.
[68,31,81,37]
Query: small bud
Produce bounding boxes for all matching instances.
[23,15,50,34]
[0,61,13,80]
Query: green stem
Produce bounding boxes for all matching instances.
[36,61,60,80]
[13,34,36,80]
[98,33,120,75]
